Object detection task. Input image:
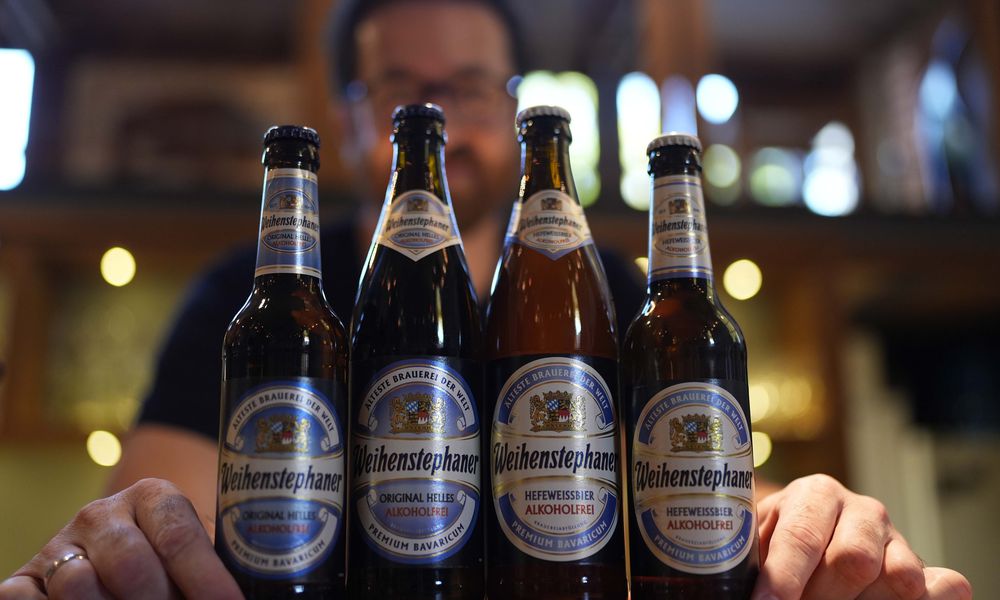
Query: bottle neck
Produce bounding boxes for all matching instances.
[504,123,594,258]
[645,168,714,296]
[389,131,448,201]
[520,131,577,202]
[254,162,323,282]
[649,274,716,301]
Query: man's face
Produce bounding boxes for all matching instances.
[349,1,519,230]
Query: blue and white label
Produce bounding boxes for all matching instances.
[491,357,619,561]
[648,175,713,282]
[218,382,345,578]
[255,168,323,279]
[352,360,480,564]
[631,382,755,574]
[506,190,593,260]
[376,190,461,261]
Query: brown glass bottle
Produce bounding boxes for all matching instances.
[348,104,483,600]
[216,126,348,598]
[484,106,627,600]
[622,134,759,599]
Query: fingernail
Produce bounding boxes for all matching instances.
[753,594,779,600]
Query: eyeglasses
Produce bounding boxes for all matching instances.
[348,72,516,125]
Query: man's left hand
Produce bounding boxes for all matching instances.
[754,474,972,600]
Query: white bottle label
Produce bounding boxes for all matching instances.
[648,175,713,281]
[631,382,755,574]
[491,357,619,561]
[255,168,323,278]
[351,359,481,564]
[217,381,345,577]
[376,190,461,261]
[506,190,593,260]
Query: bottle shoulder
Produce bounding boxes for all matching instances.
[351,246,481,358]
[225,286,347,349]
[486,244,617,358]
[623,292,745,351]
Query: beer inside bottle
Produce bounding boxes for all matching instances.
[622,133,760,599]
[216,125,348,598]
[349,104,483,600]
[484,105,627,600]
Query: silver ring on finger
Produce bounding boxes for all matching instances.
[43,551,89,592]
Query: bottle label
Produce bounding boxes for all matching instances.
[255,168,323,278]
[631,382,755,574]
[491,357,619,561]
[648,175,713,282]
[506,190,594,260]
[217,379,345,578]
[376,190,461,261]
[352,359,480,564]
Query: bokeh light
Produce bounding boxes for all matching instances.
[87,430,122,467]
[749,383,773,422]
[0,49,35,191]
[749,148,800,206]
[752,431,773,468]
[101,247,136,287]
[704,144,741,189]
[803,122,859,217]
[723,259,763,300]
[704,143,742,207]
[661,76,697,137]
[920,59,958,120]
[696,74,739,125]
[517,71,600,205]
[618,72,661,211]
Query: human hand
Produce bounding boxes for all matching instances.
[0,478,243,599]
[754,474,972,600]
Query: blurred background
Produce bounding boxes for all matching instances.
[1,0,998,593]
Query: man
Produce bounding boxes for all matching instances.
[1,1,973,599]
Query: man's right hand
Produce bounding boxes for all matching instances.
[0,478,243,600]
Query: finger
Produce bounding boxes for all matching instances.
[922,567,972,600]
[131,479,243,600]
[755,494,781,565]
[857,535,926,600]
[801,496,891,599]
[70,496,175,598]
[43,551,114,600]
[753,476,842,600]
[0,576,46,600]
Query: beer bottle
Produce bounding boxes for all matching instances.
[622,133,759,599]
[216,125,348,598]
[485,105,627,600]
[349,103,483,600]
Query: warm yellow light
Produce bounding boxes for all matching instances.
[86,430,122,467]
[749,383,772,422]
[752,431,772,468]
[634,257,649,276]
[723,259,762,300]
[779,376,813,418]
[100,247,136,287]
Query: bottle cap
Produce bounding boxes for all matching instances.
[646,132,702,155]
[263,125,321,148]
[392,103,445,124]
[516,105,571,127]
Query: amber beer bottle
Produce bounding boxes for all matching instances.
[215,126,348,598]
[622,133,759,599]
[485,106,627,600]
[349,104,483,599]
